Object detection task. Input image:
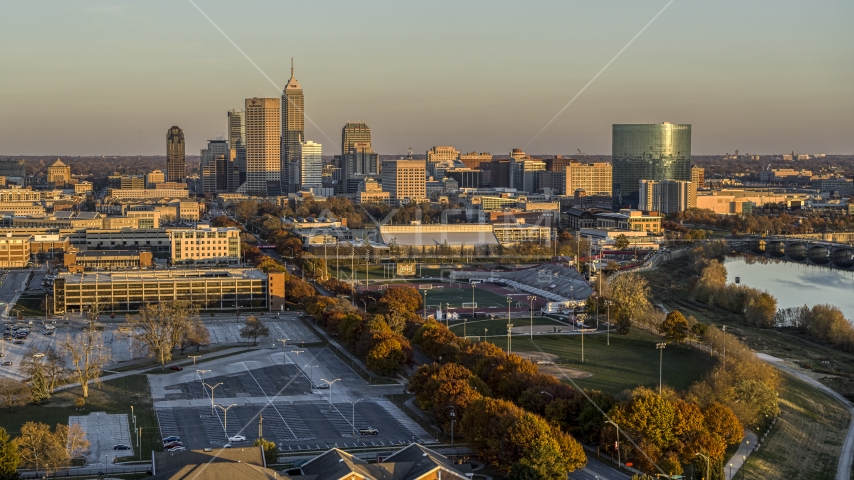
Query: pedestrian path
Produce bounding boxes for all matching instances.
[726,430,758,480]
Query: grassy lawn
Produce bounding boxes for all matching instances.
[642,257,854,400]
[11,295,46,317]
[739,373,848,480]
[474,328,717,395]
[0,374,160,461]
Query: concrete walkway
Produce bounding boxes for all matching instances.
[758,353,854,480]
[54,346,251,392]
[725,430,758,479]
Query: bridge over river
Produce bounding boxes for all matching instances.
[731,237,854,269]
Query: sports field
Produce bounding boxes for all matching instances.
[418,285,517,309]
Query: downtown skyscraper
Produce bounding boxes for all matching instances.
[166,126,185,183]
[240,97,280,196]
[281,59,304,194]
[612,123,691,208]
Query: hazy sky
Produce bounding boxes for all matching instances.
[1,1,852,156]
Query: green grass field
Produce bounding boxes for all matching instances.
[0,374,160,462]
[472,328,718,395]
[421,285,513,309]
[448,317,567,338]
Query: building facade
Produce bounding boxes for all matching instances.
[281,61,305,194]
[0,233,31,268]
[691,165,705,189]
[381,159,426,205]
[299,140,322,189]
[638,179,695,214]
[565,161,612,197]
[145,170,166,187]
[612,123,691,208]
[169,225,241,265]
[459,152,492,169]
[200,139,230,194]
[166,126,186,183]
[341,122,371,157]
[47,159,71,187]
[53,268,270,313]
[426,146,460,163]
[242,97,281,196]
[228,109,247,191]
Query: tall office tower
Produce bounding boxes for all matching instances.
[691,165,705,189]
[281,59,305,194]
[565,161,612,196]
[510,148,527,160]
[342,122,372,157]
[227,110,246,191]
[240,97,281,196]
[638,179,695,214]
[344,143,380,193]
[489,159,512,188]
[166,126,186,183]
[200,140,230,194]
[612,123,691,208]
[381,159,426,205]
[459,152,492,169]
[299,140,323,189]
[510,159,546,193]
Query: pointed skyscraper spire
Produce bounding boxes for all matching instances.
[291,57,294,78]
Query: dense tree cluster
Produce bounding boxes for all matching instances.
[694,260,777,327]
[670,208,854,235]
[776,304,854,352]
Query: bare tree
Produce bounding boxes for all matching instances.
[240,316,270,346]
[0,378,27,412]
[43,348,68,393]
[121,301,197,367]
[60,326,110,398]
[46,423,89,473]
[13,422,55,476]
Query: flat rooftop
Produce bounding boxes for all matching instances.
[57,268,267,283]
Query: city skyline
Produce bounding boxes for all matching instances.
[1,1,852,156]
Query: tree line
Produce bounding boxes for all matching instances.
[0,422,89,478]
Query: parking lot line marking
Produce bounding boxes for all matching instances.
[240,362,298,440]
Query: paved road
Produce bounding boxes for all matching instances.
[569,456,630,480]
[758,353,854,480]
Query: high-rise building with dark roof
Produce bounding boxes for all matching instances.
[166,126,186,183]
[281,59,304,194]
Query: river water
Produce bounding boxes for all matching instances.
[724,255,854,319]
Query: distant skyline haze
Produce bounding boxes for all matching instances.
[0,0,852,156]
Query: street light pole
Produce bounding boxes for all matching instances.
[320,378,341,412]
[506,297,512,325]
[189,355,201,365]
[423,291,427,319]
[471,283,476,321]
[696,452,710,480]
[449,407,456,448]
[605,419,620,468]
[215,404,237,441]
[351,398,363,435]
[656,343,666,395]
[305,364,317,392]
[204,382,223,417]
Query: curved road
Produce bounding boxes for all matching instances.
[758,353,854,480]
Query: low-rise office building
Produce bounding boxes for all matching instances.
[493,222,552,246]
[64,250,153,272]
[30,234,71,260]
[0,202,46,216]
[53,268,271,313]
[0,233,32,268]
[595,209,662,234]
[169,225,241,265]
[107,188,189,199]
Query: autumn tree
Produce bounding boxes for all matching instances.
[60,326,110,398]
[13,422,54,476]
[614,234,630,251]
[659,311,690,343]
[235,200,258,223]
[180,320,211,353]
[253,438,278,466]
[609,273,651,334]
[29,365,50,405]
[286,276,315,302]
[0,427,19,480]
[366,335,409,375]
[0,378,27,412]
[240,316,271,346]
[378,286,422,313]
[122,301,198,368]
[256,256,287,274]
[743,290,777,328]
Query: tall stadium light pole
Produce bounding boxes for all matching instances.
[204,382,223,417]
[507,323,513,355]
[606,300,611,346]
[526,296,537,339]
[471,283,476,320]
[656,343,667,395]
[506,297,512,325]
[423,291,427,319]
[336,244,340,280]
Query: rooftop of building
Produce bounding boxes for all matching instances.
[57,268,267,284]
